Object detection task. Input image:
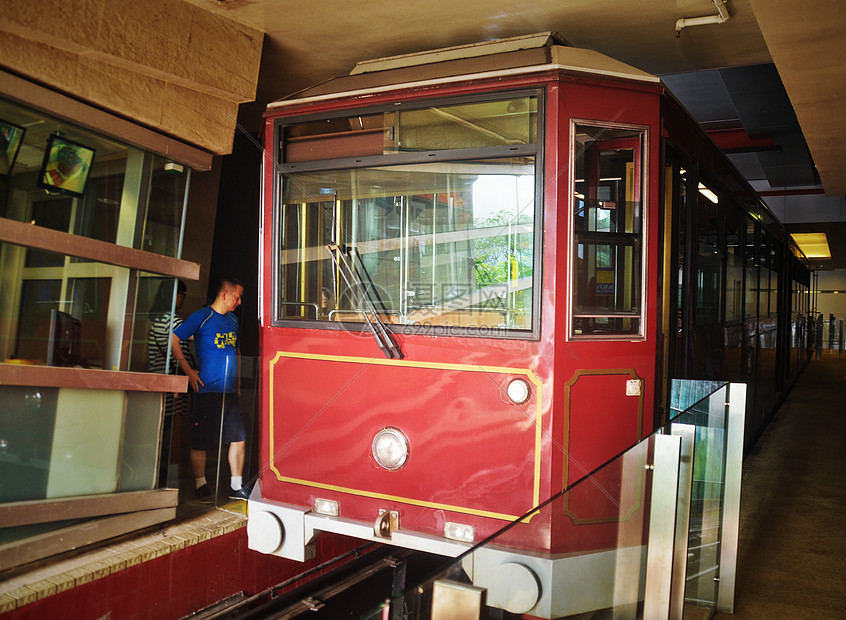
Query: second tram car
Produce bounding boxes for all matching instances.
[247,33,810,616]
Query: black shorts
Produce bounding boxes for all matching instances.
[190,392,247,451]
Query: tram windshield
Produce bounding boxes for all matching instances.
[277,160,535,332]
[273,95,540,336]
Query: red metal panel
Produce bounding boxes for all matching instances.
[266,352,541,521]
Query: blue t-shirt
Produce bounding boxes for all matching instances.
[174,307,239,393]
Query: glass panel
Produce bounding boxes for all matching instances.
[669,378,727,417]
[571,124,645,338]
[0,385,163,503]
[277,159,536,332]
[129,275,195,376]
[282,96,537,162]
[695,182,720,326]
[671,389,728,608]
[725,205,743,322]
[0,97,189,258]
[369,437,654,619]
[0,385,163,544]
[744,218,758,319]
[357,379,738,620]
[141,157,191,258]
[0,241,128,370]
[200,355,258,510]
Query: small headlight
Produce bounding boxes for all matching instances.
[507,378,531,404]
[313,498,340,517]
[444,521,476,543]
[372,427,409,470]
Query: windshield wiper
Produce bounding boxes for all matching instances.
[327,242,404,360]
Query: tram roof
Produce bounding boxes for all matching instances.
[267,32,659,109]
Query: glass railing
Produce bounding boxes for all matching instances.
[361,380,744,620]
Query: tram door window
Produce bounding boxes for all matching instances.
[570,124,645,339]
[658,149,690,418]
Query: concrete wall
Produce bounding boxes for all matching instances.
[0,0,263,155]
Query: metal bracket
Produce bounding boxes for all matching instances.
[374,509,399,539]
[301,596,325,611]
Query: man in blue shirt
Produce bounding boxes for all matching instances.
[171,277,249,501]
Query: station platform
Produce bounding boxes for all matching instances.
[714,353,846,619]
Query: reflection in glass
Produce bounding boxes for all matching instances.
[0,242,131,370]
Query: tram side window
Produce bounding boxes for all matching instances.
[282,97,537,163]
[725,203,744,323]
[694,180,721,327]
[744,218,759,320]
[570,123,645,338]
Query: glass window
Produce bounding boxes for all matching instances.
[0,98,190,258]
[725,204,743,322]
[282,96,537,162]
[277,158,536,331]
[571,123,645,338]
[275,94,540,336]
[695,181,721,326]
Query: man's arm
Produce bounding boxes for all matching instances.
[171,333,203,392]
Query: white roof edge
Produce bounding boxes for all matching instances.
[267,60,659,111]
[350,32,561,75]
[549,47,657,82]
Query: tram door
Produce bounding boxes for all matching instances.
[659,148,692,419]
[661,151,724,383]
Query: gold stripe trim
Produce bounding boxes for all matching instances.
[268,350,543,521]
[562,368,644,523]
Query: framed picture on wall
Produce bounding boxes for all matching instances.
[0,120,25,176]
[38,134,96,198]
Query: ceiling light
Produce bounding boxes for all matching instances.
[791,233,831,259]
[698,183,718,204]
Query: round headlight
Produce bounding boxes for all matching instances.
[507,378,531,404]
[372,427,409,470]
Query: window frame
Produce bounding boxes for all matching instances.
[567,118,649,341]
[270,88,546,340]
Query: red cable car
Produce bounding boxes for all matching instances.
[247,33,809,617]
